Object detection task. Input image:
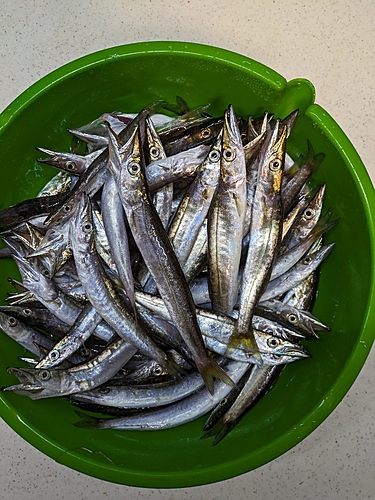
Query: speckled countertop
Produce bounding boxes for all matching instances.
[0,1,374,499]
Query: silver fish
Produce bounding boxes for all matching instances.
[261,242,335,301]
[101,173,136,315]
[207,105,246,315]
[113,125,234,394]
[282,140,325,214]
[168,128,222,268]
[229,123,287,359]
[283,184,328,250]
[34,303,104,369]
[70,192,181,375]
[255,299,329,337]
[37,171,72,198]
[4,337,137,399]
[271,214,338,280]
[145,116,173,229]
[37,147,106,175]
[202,364,284,445]
[74,359,249,430]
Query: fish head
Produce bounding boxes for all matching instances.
[196,128,223,188]
[2,235,30,258]
[45,189,83,228]
[222,105,242,158]
[184,117,224,151]
[298,183,327,231]
[26,221,68,275]
[71,192,96,251]
[12,255,59,301]
[244,130,266,164]
[7,222,45,252]
[258,333,310,358]
[220,105,246,189]
[145,116,165,163]
[39,147,106,175]
[300,242,335,271]
[123,358,170,384]
[0,309,22,332]
[3,366,63,399]
[36,147,79,173]
[280,109,299,138]
[258,122,287,192]
[205,127,223,164]
[118,126,148,199]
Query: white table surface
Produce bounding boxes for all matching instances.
[0,1,374,499]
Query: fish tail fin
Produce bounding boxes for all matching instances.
[305,139,325,173]
[225,326,262,366]
[74,410,103,429]
[201,419,236,446]
[197,358,235,396]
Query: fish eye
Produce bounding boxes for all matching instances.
[64,204,72,212]
[23,308,32,317]
[7,316,17,327]
[149,146,160,159]
[42,268,50,277]
[267,337,280,348]
[49,349,60,360]
[201,128,211,139]
[304,208,315,220]
[66,161,77,171]
[208,149,220,162]
[152,364,163,376]
[82,222,92,233]
[99,386,111,394]
[303,256,312,265]
[287,314,298,324]
[269,159,281,171]
[40,370,51,380]
[127,161,141,176]
[219,397,227,406]
[241,133,247,141]
[223,148,236,161]
[80,346,89,357]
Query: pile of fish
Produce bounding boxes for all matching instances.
[0,99,337,444]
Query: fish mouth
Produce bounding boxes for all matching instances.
[222,105,241,147]
[3,367,44,394]
[12,255,41,284]
[26,233,65,259]
[36,157,60,167]
[283,345,311,358]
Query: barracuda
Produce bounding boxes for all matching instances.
[0,101,337,444]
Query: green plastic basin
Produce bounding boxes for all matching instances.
[0,41,374,488]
